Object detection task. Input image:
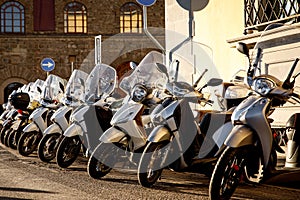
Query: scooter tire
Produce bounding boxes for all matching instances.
[0,126,8,144]
[4,128,13,147]
[7,129,17,149]
[38,133,61,162]
[138,142,166,187]
[17,131,40,157]
[209,146,252,200]
[56,136,81,168]
[87,142,116,179]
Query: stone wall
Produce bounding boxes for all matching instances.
[0,0,165,103]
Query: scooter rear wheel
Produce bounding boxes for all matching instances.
[38,133,61,162]
[138,142,167,187]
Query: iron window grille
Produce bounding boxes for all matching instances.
[64,2,87,34]
[120,2,142,33]
[244,0,300,32]
[0,1,25,33]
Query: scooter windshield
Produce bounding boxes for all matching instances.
[41,74,66,103]
[64,69,88,104]
[29,79,44,102]
[84,63,116,102]
[250,23,300,79]
[119,51,168,94]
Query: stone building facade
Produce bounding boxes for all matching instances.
[0,0,165,103]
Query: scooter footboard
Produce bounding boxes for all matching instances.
[147,125,171,143]
[224,125,255,147]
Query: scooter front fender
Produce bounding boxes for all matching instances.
[23,122,39,133]
[100,127,126,143]
[64,123,83,137]
[43,123,62,135]
[147,125,171,143]
[224,125,254,147]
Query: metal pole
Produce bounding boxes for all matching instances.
[143,6,165,53]
[71,62,74,73]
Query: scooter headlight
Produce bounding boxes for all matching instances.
[252,78,275,96]
[132,85,147,102]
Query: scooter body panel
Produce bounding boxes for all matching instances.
[224,125,254,147]
[44,123,62,135]
[229,95,273,166]
[23,122,39,133]
[100,126,127,144]
[51,105,73,131]
[29,107,49,132]
[147,125,171,142]
[63,123,83,137]
[110,103,143,125]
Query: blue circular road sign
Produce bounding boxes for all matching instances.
[136,0,156,6]
[41,58,55,72]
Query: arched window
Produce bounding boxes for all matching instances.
[120,2,142,33]
[0,1,25,33]
[64,2,87,33]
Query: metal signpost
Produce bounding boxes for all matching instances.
[95,35,102,65]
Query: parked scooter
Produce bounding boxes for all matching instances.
[87,51,169,179]
[6,79,44,149]
[56,64,117,168]
[209,23,300,200]
[0,84,32,145]
[17,75,66,156]
[0,102,12,129]
[136,60,234,187]
[37,70,88,162]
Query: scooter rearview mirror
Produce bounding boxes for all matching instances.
[207,78,223,87]
[236,42,249,58]
[156,63,169,79]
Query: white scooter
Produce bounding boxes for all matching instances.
[56,63,117,168]
[37,69,88,162]
[17,74,66,156]
[6,79,44,149]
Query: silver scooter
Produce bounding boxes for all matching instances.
[56,63,117,168]
[87,51,169,179]
[37,70,88,162]
[209,23,300,200]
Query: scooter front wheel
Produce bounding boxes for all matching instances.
[4,128,13,147]
[209,146,252,200]
[7,129,17,149]
[38,133,61,162]
[56,136,81,168]
[138,142,167,187]
[0,126,9,144]
[87,142,120,179]
[17,131,40,156]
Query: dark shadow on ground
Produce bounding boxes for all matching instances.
[0,187,56,194]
